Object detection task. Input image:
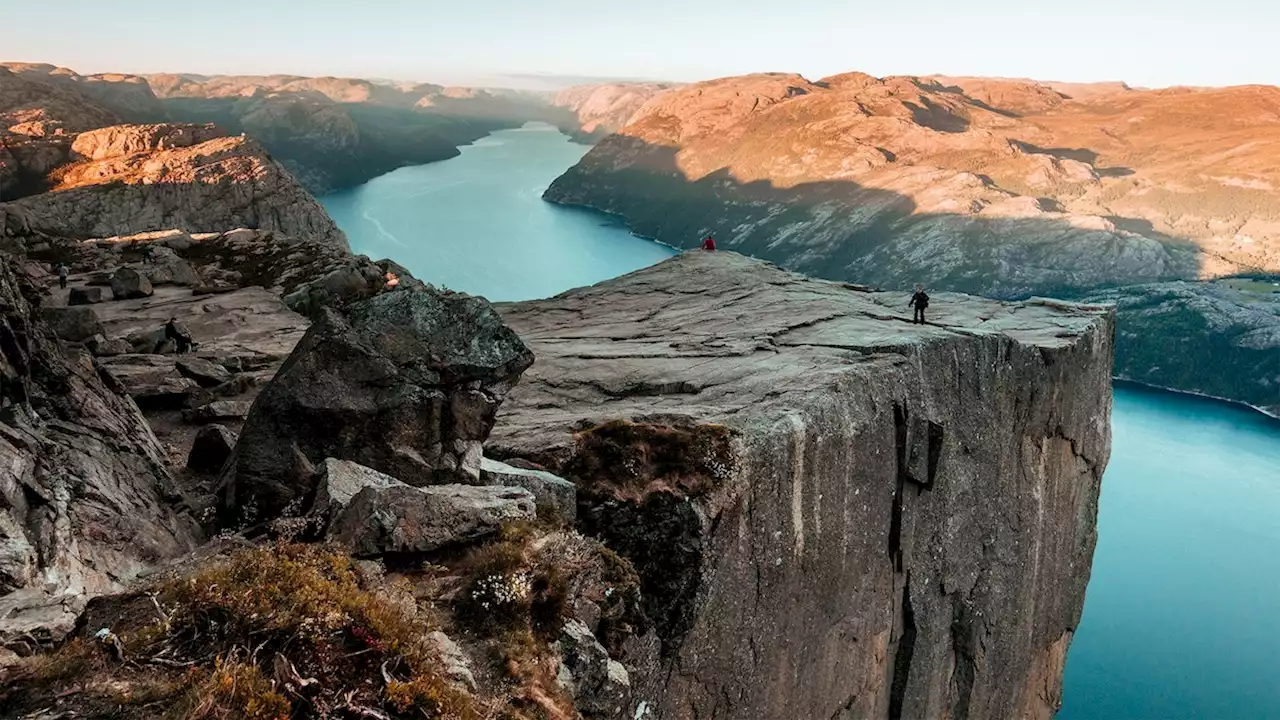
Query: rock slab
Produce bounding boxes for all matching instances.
[480,456,577,521]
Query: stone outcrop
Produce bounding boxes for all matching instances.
[556,618,633,718]
[328,481,536,557]
[0,258,201,640]
[489,252,1114,719]
[1,126,349,249]
[543,71,1280,411]
[219,287,535,526]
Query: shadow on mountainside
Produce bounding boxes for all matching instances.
[543,135,1279,411]
[155,97,569,194]
[544,135,1204,299]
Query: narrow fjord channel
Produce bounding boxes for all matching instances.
[323,123,1280,719]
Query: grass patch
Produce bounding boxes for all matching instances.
[566,418,736,499]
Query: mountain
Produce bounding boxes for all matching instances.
[544,72,1280,413]
[552,82,677,141]
[140,72,572,193]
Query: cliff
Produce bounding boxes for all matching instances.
[0,257,202,641]
[1,251,1113,718]
[543,71,1280,411]
[140,72,568,193]
[489,252,1114,719]
[0,123,348,248]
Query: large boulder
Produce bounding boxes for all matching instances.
[141,246,199,286]
[219,287,534,526]
[110,267,153,300]
[38,306,104,343]
[187,424,237,474]
[327,483,536,557]
[68,286,105,305]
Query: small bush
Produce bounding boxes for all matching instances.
[170,659,292,720]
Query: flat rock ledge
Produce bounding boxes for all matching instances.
[489,251,1115,720]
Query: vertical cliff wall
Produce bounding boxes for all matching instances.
[489,252,1113,719]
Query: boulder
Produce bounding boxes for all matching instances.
[86,271,115,287]
[327,483,535,557]
[181,399,252,423]
[555,619,631,719]
[220,287,534,525]
[110,267,153,300]
[68,286,105,305]
[310,458,403,521]
[38,306,104,343]
[481,456,577,521]
[176,357,233,388]
[187,424,237,474]
[141,246,199,286]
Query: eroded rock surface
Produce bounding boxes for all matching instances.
[0,259,201,641]
[490,252,1114,720]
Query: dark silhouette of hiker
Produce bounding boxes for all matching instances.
[908,285,929,324]
[56,263,68,290]
[701,235,716,251]
[155,317,193,354]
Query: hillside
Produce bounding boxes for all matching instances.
[545,72,1280,412]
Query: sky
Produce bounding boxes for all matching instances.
[2,0,1275,88]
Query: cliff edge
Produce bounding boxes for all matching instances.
[491,252,1114,719]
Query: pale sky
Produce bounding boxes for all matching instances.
[2,0,1275,88]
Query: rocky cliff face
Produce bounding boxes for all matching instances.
[544,71,1280,410]
[1,123,347,248]
[0,257,202,640]
[490,252,1113,719]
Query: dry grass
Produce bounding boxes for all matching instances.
[567,419,736,499]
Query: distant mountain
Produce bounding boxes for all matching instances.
[1,65,346,247]
[552,82,678,141]
[1,63,607,194]
[545,71,1280,413]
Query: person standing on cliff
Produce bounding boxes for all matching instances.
[908,285,929,324]
[701,235,716,251]
[56,263,69,290]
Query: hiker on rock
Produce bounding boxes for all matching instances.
[908,285,930,324]
[701,235,716,251]
[56,263,68,290]
[155,316,194,354]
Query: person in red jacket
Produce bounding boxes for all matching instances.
[701,235,716,251]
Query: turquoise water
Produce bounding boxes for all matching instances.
[1061,384,1280,720]
[322,123,676,302]
[323,126,1280,719]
